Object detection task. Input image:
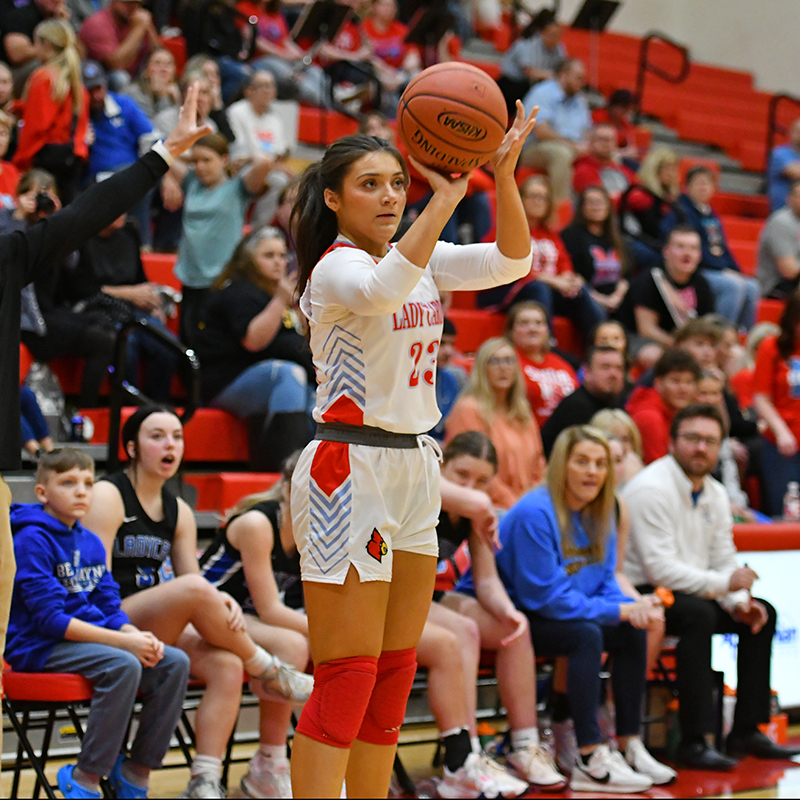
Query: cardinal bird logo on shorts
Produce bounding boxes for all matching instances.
[367,529,388,562]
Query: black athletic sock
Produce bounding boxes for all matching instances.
[442,728,472,772]
[551,691,571,723]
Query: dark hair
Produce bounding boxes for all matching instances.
[556,57,583,76]
[789,178,800,196]
[664,223,701,245]
[37,447,94,483]
[194,132,229,157]
[653,348,702,380]
[673,316,722,346]
[442,431,498,471]
[685,165,715,185]
[291,134,408,297]
[122,404,181,462]
[442,316,456,337]
[573,185,629,272]
[778,287,800,360]
[608,88,635,107]
[585,344,625,367]
[669,402,725,440]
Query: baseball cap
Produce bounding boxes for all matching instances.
[82,60,107,90]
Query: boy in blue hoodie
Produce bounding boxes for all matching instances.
[6,449,190,800]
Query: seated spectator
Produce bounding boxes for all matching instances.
[752,290,800,516]
[445,337,545,509]
[466,425,673,793]
[227,70,295,229]
[7,448,191,800]
[163,133,272,345]
[79,0,159,91]
[56,213,179,402]
[590,408,644,486]
[82,406,313,799]
[541,344,626,456]
[623,145,680,270]
[572,124,636,205]
[0,110,20,208]
[241,0,329,107]
[199,457,309,799]
[433,432,567,792]
[13,20,88,203]
[430,316,467,441]
[195,227,314,471]
[621,225,714,357]
[477,175,604,339]
[729,321,780,413]
[498,10,566,117]
[622,404,800,769]
[592,89,642,165]
[0,62,18,160]
[710,313,744,379]
[20,385,54,459]
[662,166,760,332]
[521,58,591,202]
[626,348,701,464]
[121,46,181,121]
[767,117,800,211]
[757,179,800,299]
[505,301,578,427]
[560,185,629,319]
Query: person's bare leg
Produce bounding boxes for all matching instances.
[291,567,390,798]
[345,552,437,799]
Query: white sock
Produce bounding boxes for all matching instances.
[244,646,275,677]
[190,754,222,781]
[471,735,482,754]
[258,744,287,761]
[511,726,539,751]
[440,726,466,740]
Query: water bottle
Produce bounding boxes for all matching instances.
[783,481,800,520]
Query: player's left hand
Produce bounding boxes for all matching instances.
[221,592,246,632]
[490,100,538,180]
[735,598,769,634]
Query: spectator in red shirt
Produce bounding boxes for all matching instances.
[626,348,702,464]
[79,0,159,91]
[593,89,642,163]
[478,175,604,340]
[572,123,637,206]
[752,291,800,516]
[506,300,578,426]
[13,19,88,203]
[0,111,20,208]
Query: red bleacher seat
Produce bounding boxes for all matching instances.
[142,251,180,291]
[448,309,505,354]
[185,472,280,512]
[19,343,34,383]
[711,192,769,219]
[297,107,359,147]
[720,215,764,241]
[728,239,758,276]
[159,34,187,75]
[757,298,784,324]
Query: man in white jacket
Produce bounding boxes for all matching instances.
[621,403,799,770]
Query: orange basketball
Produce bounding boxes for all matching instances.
[397,62,508,174]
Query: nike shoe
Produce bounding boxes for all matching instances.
[473,752,528,797]
[241,751,292,797]
[249,654,314,706]
[624,737,678,785]
[438,752,503,798]
[506,743,567,790]
[569,744,653,794]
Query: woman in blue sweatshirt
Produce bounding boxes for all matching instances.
[457,425,673,794]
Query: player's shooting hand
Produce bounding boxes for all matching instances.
[490,100,538,180]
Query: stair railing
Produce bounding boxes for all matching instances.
[634,31,691,123]
[765,93,800,172]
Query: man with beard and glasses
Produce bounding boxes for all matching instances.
[621,404,800,771]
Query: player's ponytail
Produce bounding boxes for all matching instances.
[292,134,408,298]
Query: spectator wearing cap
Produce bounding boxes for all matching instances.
[593,89,642,165]
[520,58,591,203]
[79,0,159,91]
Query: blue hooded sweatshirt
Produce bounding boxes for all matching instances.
[456,486,631,625]
[6,503,130,672]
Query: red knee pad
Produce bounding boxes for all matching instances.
[295,656,377,748]
[357,648,417,746]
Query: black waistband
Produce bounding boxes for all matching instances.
[315,422,419,448]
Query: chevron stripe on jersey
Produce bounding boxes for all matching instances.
[319,325,366,422]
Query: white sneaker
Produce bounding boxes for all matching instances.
[624,737,677,785]
[506,743,567,789]
[179,774,224,799]
[241,752,292,797]
[438,752,502,798]
[474,752,528,797]
[552,719,579,775]
[569,744,653,794]
[249,655,313,706]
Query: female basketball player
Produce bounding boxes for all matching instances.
[288,100,538,798]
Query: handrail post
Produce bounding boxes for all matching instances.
[765,93,800,173]
[634,31,690,124]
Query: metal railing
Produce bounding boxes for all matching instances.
[766,93,800,172]
[634,31,691,124]
[106,317,200,472]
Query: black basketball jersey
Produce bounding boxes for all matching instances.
[199,500,303,613]
[437,512,472,563]
[104,471,179,599]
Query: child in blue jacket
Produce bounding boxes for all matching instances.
[6,448,190,800]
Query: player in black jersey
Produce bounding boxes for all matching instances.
[84,406,312,799]
[199,455,308,798]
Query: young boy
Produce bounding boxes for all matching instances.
[6,449,190,800]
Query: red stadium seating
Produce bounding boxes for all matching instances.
[184,472,281,512]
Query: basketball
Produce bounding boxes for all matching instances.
[397,63,508,174]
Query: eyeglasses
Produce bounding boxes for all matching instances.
[677,432,721,448]
[487,355,517,367]
[522,192,548,200]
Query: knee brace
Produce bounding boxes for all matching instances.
[357,648,417,746]
[295,656,377,748]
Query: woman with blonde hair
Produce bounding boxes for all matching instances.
[13,19,88,202]
[445,337,545,508]
[590,408,644,485]
[469,424,675,793]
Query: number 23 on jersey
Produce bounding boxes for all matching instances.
[409,340,439,387]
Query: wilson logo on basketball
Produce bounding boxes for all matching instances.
[436,112,487,142]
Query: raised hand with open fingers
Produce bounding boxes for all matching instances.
[490,101,539,180]
[162,82,215,160]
